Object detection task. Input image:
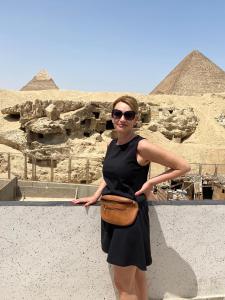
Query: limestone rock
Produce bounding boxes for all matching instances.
[1,104,21,115]
[26,118,65,135]
[101,130,113,143]
[148,107,198,141]
[89,132,103,142]
[0,129,27,150]
[45,104,60,121]
[27,144,70,161]
[147,122,158,132]
[215,113,225,127]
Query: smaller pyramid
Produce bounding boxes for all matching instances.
[20,70,59,91]
[150,50,225,95]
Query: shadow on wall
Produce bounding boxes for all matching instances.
[147,207,198,299]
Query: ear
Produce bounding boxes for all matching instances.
[111,117,116,128]
[133,115,138,127]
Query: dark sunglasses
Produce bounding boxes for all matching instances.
[111,109,136,121]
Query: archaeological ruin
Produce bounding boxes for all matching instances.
[20,69,59,91]
[150,50,225,95]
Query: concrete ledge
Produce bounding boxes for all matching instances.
[0,177,17,200]
[0,179,98,199]
[0,202,225,299]
[1,199,225,206]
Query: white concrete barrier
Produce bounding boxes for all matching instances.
[0,201,225,300]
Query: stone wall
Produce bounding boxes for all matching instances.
[0,200,225,299]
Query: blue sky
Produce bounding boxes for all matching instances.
[0,0,225,93]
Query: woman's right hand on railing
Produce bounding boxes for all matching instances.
[71,196,98,207]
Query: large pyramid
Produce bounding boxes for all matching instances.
[20,70,59,91]
[150,50,225,95]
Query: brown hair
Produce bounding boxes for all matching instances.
[112,95,139,114]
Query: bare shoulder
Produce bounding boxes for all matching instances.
[137,138,163,153]
[137,138,172,158]
[137,138,162,163]
[138,138,149,148]
[137,138,190,170]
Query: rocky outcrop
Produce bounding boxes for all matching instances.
[0,129,27,151]
[26,118,65,135]
[0,99,198,163]
[2,99,151,138]
[1,104,21,116]
[0,99,149,163]
[0,97,200,183]
[45,104,60,121]
[2,99,84,127]
[215,113,225,127]
[146,107,198,142]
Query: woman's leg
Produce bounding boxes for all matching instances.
[113,265,138,300]
[134,268,148,300]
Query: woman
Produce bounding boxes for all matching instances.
[72,95,191,300]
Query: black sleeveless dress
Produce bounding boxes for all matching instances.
[101,135,152,271]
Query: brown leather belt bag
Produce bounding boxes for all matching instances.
[100,194,139,226]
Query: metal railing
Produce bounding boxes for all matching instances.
[0,151,102,183]
[1,151,225,184]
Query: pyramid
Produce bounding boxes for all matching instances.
[150,50,225,95]
[20,70,59,91]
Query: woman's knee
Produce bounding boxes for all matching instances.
[113,265,137,292]
[135,268,146,282]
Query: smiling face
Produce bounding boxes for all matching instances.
[112,101,138,134]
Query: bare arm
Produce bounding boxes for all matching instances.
[135,139,191,198]
[92,179,107,200]
[71,179,106,206]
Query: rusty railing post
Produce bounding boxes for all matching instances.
[214,164,218,176]
[24,153,28,180]
[7,153,11,179]
[50,157,54,182]
[198,164,202,175]
[68,157,72,182]
[86,158,90,184]
[32,155,36,181]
